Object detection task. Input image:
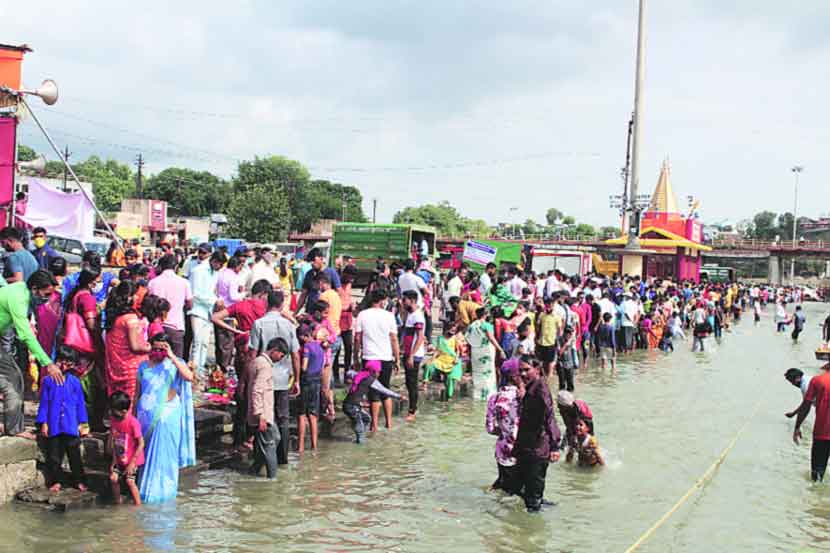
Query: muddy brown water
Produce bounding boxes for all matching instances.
[2,303,830,552]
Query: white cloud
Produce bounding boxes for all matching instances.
[6,0,830,227]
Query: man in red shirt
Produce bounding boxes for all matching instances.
[212,279,271,447]
[794,362,830,481]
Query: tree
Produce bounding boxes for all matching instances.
[234,156,312,232]
[522,219,541,236]
[226,182,290,242]
[17,144,36,162]
[465,218,493,238]
[72,156,135,213]
[545,208,564,226]
[306,179,366,223]
[746,211,777,240]
[561,215,576,226]
[393,201,487,237]
[599,225,621,238]
[574,223,597,238]
[144,167,230,217]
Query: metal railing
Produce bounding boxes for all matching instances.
[710,238,829,251]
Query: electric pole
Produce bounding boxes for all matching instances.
[625,0,646,250]
[135,153,144,199]
[341,189,347,221]
[372,198,377,224]
[62,145,71,192]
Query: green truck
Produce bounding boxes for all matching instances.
[331,223,437,281]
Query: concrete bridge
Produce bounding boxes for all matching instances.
[704,238,830,284]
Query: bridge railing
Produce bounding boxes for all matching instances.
[710,238,828,250]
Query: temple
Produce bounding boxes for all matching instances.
[606,160,710,282]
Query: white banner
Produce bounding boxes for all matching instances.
[463,240,497,266]
[19,178,95,242]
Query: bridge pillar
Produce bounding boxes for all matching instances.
[768,255,782,285]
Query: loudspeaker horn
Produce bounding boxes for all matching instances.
[20,79,59,106]
[18,155,46,173]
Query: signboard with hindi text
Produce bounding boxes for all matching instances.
[463,240,497,266]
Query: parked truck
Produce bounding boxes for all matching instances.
[331,223,437,282]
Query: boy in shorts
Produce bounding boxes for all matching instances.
[109,391,145,505]
[297,326,324,453]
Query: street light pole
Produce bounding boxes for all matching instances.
[626,0,646,250]
[790,165,803,285]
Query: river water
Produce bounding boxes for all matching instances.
[3,303,830,553]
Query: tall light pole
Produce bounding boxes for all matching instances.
[790,165,803,285]
[509,206,518,238]
[625,0,647,250]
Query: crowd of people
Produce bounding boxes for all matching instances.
[0,223,822,511]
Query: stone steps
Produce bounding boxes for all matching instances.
[7,374,472,507]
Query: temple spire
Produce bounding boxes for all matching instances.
[648,158,679,213]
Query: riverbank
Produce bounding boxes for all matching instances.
[5,370,474,509]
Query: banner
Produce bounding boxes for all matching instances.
[149,199,166,231]
[18,178,95,242]
[463,240,497,266]
[0,116,15,205]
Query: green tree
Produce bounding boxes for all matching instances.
[145,167,230,217]
[574,223,597,237]
[598,225,621,238]
[561,215,576,226]
[17,144,36,162]
[522,219,541,235]
[747,211,777,240]
[72,156,135,213]
[226,182,290,242]
[545,208,564,226]
[234,156,312,232]
[393,201,475,236]
[306,179,366,223]
[465,219,493,238]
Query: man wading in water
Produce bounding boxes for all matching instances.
[513,358,561,512]
[793,362,830,481]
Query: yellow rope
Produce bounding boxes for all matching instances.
[623,396,764,553]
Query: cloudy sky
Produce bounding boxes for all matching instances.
[5,1,828,227]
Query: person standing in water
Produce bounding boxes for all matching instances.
[791,305,806,343]
[793,362,830,481]
[514,358,561,513]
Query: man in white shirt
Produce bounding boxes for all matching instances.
[446,266,466,299]
[247,249,280,291]
[620,294,640,352]
[354,289,400,432]
[401,291,426,422]
[598,292,615,318]
[508,269,527,300]
[398,259,427,306]
[478,262,496,297]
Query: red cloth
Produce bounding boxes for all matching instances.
[105,313,148,404]
[110,413,145,468]
[806,372,830,440]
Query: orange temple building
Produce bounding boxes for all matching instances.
[606,160,710,282]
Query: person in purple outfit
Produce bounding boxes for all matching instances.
[485,358,525,495]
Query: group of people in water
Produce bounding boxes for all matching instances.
[430,263,810,510]
[6,221,825,511]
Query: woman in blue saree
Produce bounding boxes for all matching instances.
[135,333,196,504]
